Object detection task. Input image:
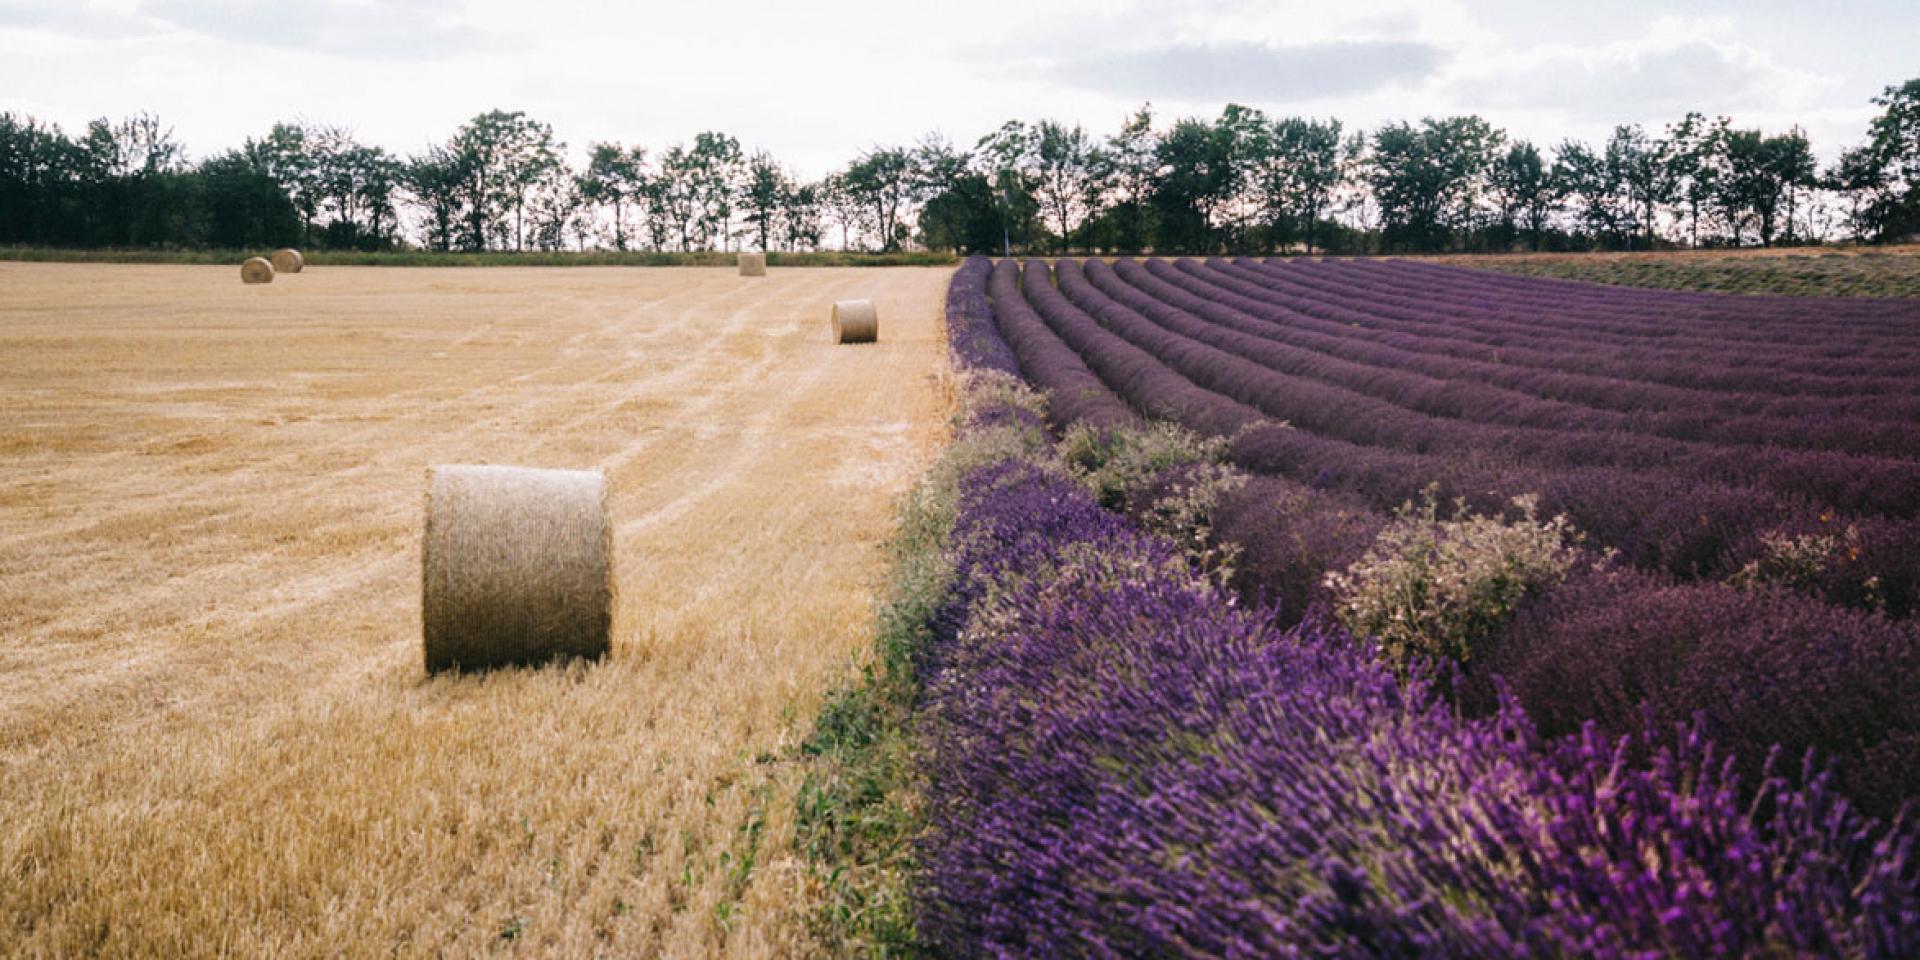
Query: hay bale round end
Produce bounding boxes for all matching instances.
[738,252,766,277]
[271,248,304,274]
[831,299,878,343]
[241,257,275,284]
[422,464,614,673]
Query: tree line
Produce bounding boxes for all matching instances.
[2,78,1916,256]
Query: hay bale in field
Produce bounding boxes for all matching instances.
[831,299,879,343]
[738,252,766,277]
[241,257,275,284]
[421,464,614,673]
[271,248,304,274]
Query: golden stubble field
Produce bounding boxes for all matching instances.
[0,262,954,956]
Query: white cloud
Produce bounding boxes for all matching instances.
[1445,17,1841,123]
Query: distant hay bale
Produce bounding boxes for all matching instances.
[271,249,304,274]
[421,464,614,673]
[738,252,766,277]
[241,257,275,284]
[832,299,879,343]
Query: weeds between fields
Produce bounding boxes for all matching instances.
[0,245,956,268]
[1447,246,1920,298]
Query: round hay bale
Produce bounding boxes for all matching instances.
[422,464,614,673]
[241,257,275,284]
[271,248,304,274]
[831,299,878,343]
[738,252,766,277]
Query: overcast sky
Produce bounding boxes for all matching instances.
[0,0,1911,175]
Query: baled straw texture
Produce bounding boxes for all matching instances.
[240,257,275,284]
[738,252,767,277]
[271,248,304,274]
[421,464,614,673]
[831,299,879,343]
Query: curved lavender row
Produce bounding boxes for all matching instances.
[1052,259,1920,518]
[1209,257,1920,404]
[1321,255,1920,334]
[945,255,1019,375]
[916,456,1920,957]
[1267,257,1920,348]
[1317,257,1920,343]
[1026,259,1917,613]
[1223,259,1920,390]
[1105,258,1920,460]
[986,259,1139,433]
[1185,259,1920,435]
[1189,258,1920,422]
[1386,256,1920,319]
[1018,259,1270,441]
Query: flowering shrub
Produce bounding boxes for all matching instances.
[1059,419,1246,577]
[1325,489,1588,669]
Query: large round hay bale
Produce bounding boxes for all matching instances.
[422,464,614,673]
[271,248,304,274]
[738,252,766,277]
[831,299,878,343]
[241,257,275,284]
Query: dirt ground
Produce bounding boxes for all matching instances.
[0,263,953,957]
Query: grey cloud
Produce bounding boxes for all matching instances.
[1459,38,1785,119]
[139,0,488,60]
[1051,40,1445,102]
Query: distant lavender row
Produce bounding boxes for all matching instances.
[1279,257,1920,344]
[1072,259,1920,496]
[1167,258,1920,434]
[1212,259,1920,400]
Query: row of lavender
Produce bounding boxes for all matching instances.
[916,256,1918,955]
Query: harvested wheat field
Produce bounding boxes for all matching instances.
[0,262,953,957]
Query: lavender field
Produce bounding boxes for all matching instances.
[899,256,1920,955]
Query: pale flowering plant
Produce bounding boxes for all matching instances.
[1326,487,1589,670]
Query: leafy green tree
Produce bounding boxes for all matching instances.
[1607,124,1675,249]
[780,180,824,251]
[198,149,299,248]
[1367,116,1502,252]
[973,121,1042,255]
[1031,120,1098,251]
[1086,104,1159,252]
[579,142,647,250]
[1250,116,1349,254]
[1665,112,1727,247]
[1150,116,1236,254]
[687,131,743,250]
[740,150,789,252]
[1836,78,1920,241]
[402,145,468,252]
[1555,138,1627,246]
[820,172,870,251]
[1486,140,1559,251]
[841,146,918,251]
